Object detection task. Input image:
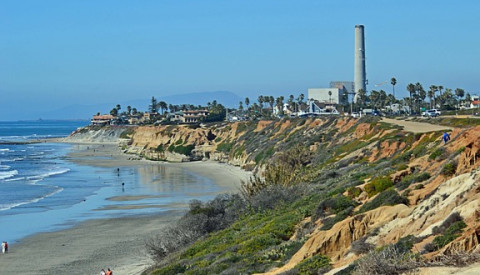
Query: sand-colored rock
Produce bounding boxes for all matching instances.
[262,204,411,274]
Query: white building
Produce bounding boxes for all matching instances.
[308,88,345,105]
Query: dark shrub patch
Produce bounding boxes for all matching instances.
[432,221,466,250]
[217,142,234,153]
[397,172,431,191]
[364,176,393,197]
[294,254,331,274]
[313,195,358,221]
[358,189,408,213]
[441,161,457,177]
[429,147,445,161]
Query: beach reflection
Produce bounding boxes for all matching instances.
[135,164,217,195]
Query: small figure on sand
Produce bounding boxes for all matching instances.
[443,132,451,144]
[106,268,113,275]
[1,241,7,253]
[100,269,106,275]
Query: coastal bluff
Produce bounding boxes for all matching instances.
[68,118,480,274]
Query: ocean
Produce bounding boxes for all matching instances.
[0,121,222,243]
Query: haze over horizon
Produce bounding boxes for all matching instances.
[1,0,479,120]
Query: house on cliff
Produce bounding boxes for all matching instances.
[91,114,115,126]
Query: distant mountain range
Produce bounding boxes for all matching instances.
[36,91,243,120]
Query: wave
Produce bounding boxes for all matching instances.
[0,148,11,152]
[0,165,10,170]
[1,157,25,162]
[27,168,70,181]
[0,170,18,180]
[0,187,63,211]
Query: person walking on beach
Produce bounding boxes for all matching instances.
[4,241,7,253]
[106,268,113,275]
[1,241,5,253]
[100,269,106,275]
[443,132,451,144]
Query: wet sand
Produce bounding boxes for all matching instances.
[0,143,251,275]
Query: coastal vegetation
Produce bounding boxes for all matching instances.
[98,115,478,275]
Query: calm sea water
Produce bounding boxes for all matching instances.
[0,121,222,243]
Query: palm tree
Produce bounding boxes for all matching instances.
[288,95,295,112]
[116,104,121,111]
[369,90,379,109]
[132,108,138,115]
[275,96,284,116]
[391,77,397,99]
[239,101,244,111]
[406,83,416,114]
[110,108,118,116]
[357,89,367,109]
[328,90,332,104]
[126,106,132,115]
[428,85,437,109]
[257,96,264,115]
[149,97,158,113]
[158,101,168,115]
[379,90,387,109]
[245,97,250,110]
[455,88,465,110]
[268,96,274,115]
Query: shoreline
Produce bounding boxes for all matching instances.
[0,140,252,275]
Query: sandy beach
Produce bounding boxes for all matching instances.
[0,142,251,275]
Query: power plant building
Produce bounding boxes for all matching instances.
[308,88,345,105]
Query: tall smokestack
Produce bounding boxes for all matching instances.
[354,25,366,103]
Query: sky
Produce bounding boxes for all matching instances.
[1,0,479,120]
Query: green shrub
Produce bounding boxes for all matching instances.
[364,176,393,197]
[320,206,354,230]
[217,142,234,153]
[432,221,466,250]
[119,127,135,139]
[155,144,165,152]
[175,139,183,145]
[313,195,357,219]
[152,263,186,275]
[441,161,457,177]
[295,254,330,275]
[414,184,424,190]
[358,189,408,213]
[214,137,222,142]
[347,187,362,198]
[236,123,248,134]
[429,148,445,161]
[173,144,195,155]
[168,144,175,152]
[397,172,431,190]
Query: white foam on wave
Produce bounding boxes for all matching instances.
[0,148,11,152]
[0,187,63,211]
[27,168,70,181]
[0,165,10,170]
[0,170,19,180]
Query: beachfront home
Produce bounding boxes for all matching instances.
[183,110,209,123]
[167,110,210,124]
[91,114,115,126]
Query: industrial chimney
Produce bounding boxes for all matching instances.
[354,25,366,103]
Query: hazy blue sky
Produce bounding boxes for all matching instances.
[1,0,479,119]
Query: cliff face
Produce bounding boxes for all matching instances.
[71,120,480,273]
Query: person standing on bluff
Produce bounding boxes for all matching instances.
[443,132,451,144]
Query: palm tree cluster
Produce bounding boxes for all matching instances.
[404,83,467,114]
[239,93,308,118]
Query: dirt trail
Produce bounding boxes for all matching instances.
[381,118,452,133]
